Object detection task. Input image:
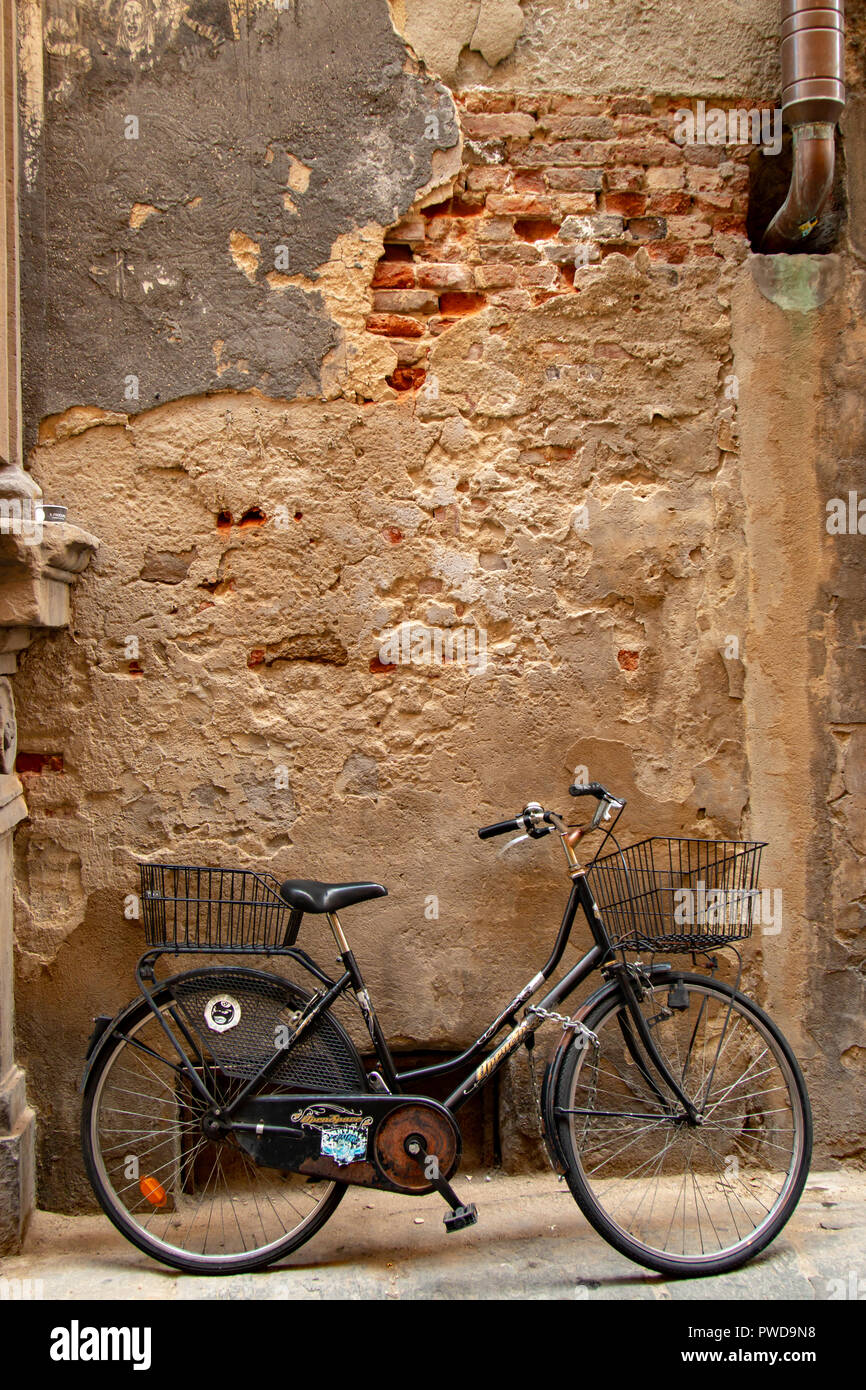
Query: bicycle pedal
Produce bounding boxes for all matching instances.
[443,1203,478,1233]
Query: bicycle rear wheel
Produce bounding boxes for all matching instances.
[553,972,811,1276]
[82,979,349,1274]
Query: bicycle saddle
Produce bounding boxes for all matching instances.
[278,879,388,914]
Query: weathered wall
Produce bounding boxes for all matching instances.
[10,0,866,1204]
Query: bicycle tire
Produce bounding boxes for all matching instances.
[553,971,812,1277]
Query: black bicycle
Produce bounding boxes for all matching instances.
[81,780,811,1277]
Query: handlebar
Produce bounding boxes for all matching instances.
[477,817,525,840]
[569,781,616,800]
[478,784,626,844]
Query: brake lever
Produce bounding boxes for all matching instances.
[497,831,532,856]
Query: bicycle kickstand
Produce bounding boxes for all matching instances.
[404,1135,479,1233]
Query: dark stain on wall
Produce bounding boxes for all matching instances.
[21,0,459,445]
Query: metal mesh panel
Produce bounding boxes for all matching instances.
[168,970,366,1092]
[586,837,766,951]
[139,864,297,949]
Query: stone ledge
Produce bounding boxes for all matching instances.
[0,522,99,631]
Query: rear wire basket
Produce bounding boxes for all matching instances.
[139,864,299,950]
[585,837,766,952]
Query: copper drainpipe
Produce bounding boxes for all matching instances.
[763,0,846,252]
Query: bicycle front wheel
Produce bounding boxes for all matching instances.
[554,972,811,1276]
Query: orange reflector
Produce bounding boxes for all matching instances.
[140,1176,167,1208]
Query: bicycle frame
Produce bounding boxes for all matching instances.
[128,841,697,1130]
[122,807,706,1137]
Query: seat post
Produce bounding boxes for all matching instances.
[326,911,351,956]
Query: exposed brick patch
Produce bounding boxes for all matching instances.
[365,92,753,375]
[16,752,64,774]
[617,650,640,671]
[386,365,427,391]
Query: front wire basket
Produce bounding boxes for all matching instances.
[138,863,298,950]
[585,836,766,952]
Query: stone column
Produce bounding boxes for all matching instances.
[0,0,98,1252]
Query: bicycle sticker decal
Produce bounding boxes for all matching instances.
[203,994,242,1033]
[291,1104,373,1167]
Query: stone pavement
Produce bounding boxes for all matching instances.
[1,1169,863,1301]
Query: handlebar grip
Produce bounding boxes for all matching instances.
[569,782,609,799]
[478,817,523,840]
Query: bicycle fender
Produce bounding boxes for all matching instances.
[539,968,679,1170]
[79,992,160,1092]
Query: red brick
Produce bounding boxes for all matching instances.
[466,167,509,191]
[612,141,682,166]
[510,141,613,168]
[646,241,689,263]
[513,171,546,194]
[416,262,475,291]
[479,241,542,264]
[554,193,598,215]
[545,96,607,116]
[604,165,646,192]
[487,193,555,216]
[538,116,616,140]
[604,191,647,216]
[476,217,515,243]
[713,214,748,236]
[371,260,415,289]
[683,144,723,167]
[694,191,735,212]
[647,166,685,190]
[666,214,713,239]
[372,289,438,313]
[627,216,668,241]
[610,97,652,116]
[475,264,518,290]
[366,313,426,337]
[462,113,536,139]
[545,167,604,192]
[517,263,560,289]
[685,167,725,192]
[613,115,663,137]
[647,192,692,215]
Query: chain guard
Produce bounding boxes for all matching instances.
[233,1092,460,1194]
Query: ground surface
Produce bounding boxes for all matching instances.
[2,1169,863,1301]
